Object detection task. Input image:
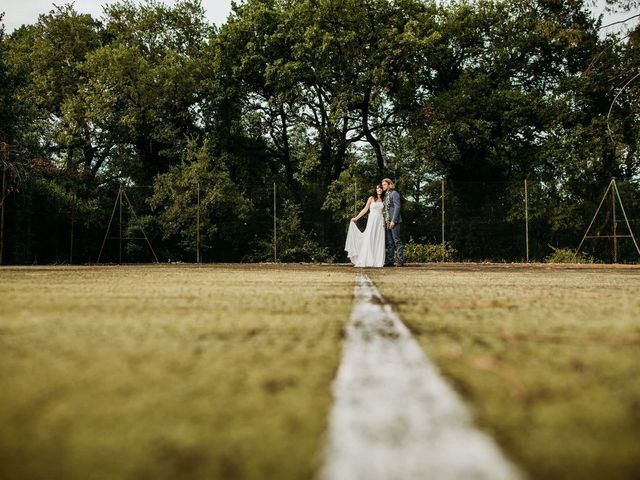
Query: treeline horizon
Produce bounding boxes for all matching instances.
[0,0,639,264]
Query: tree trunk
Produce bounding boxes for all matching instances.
[362,88,385,177]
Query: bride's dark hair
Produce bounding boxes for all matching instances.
[373,184,385,201]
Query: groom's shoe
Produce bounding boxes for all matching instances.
[384,263,394,267]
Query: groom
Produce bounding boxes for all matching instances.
[382,178,405,267]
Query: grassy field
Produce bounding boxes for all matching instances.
[0,265,354,480]
[2,264,640,480]
[369,264,640,480]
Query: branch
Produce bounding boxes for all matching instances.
[607,62,640,82]
[347,132,366,143]
[607,70,640,144]
[583,30,635,75]
[599,13,640,30]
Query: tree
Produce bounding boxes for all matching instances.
[1,0,638,263]
[149,140,253,261]
[217,0,440,184]
[5,4,102,166]
[70,0,213,184]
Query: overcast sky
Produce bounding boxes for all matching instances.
[1,0,234,32]
[0,0,633,34]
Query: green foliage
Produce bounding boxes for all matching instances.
[149,140,253,261]
[2,0,640,263]
[218,0,439,185]
[275,200,331,262]
[7,4,102,115]
[74,0,211,183]
[404,239,457,263]
[0,13,14,142]
[248,200,331,263]
[545,247,595,264]
[322,170,362,224]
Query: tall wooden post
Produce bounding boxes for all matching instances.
[525,179,530,262]
[613,179,640,257]
[612,179,617,263]
[119,184,123,265]
[69,191,75,264]
[354,179,357,215]
[441,179,445,262]
[273,182,277,263]
[196,181,201,264]
[575,178,640,262]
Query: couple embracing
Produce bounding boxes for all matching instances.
[345,178,405,268]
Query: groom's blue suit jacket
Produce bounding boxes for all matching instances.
[387,190,402,224]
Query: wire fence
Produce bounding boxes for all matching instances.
[1,177,639,265]
[398,178,640,263]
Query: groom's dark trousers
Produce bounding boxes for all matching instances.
[385,225,404,265]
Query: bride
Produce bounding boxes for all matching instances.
[345,184,386,267]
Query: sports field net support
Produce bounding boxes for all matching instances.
[273,181,277,263]
[2,176,640,264]
[0,142,8,265]
[442,179,446,262]
[430,179,533,262]
[97,183,159,264]
[575,179,640,262]
[525,179,530,262]
[196,181,201,264]
[400,178,638,263]
[354,179,357,216]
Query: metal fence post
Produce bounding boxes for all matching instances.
[273,181,277,263]
[70,191,75,264]
[441,179,445,262]
[612,178,617,263]
[354,179,357,215]
[525,179,529,262]
[196,181,201,264]
[119,184,123,265]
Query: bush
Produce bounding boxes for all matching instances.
[246,200,332,263]
[278,241,331,263]
[545,247,594,264]
[404,239,456,263]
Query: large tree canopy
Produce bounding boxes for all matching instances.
[1,0,638,263]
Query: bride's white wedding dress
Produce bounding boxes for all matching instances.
[345,200,385,267]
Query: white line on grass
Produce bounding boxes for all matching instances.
[319,273,523,480]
